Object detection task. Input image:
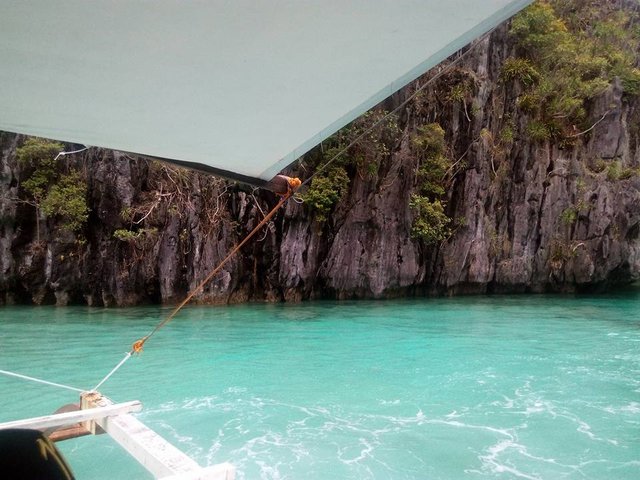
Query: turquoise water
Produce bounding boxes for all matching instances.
[1,294,639,479]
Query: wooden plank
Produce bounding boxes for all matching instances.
[81,391,105,434]
[48,423,92,442]
[46,402,99,442]
[84,394,235,480]
[1,391,234,478]
[96,413,234,479]
[0,401,142,431]
[97,412,200,477]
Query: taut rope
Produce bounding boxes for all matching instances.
[0,368,84,393]
[92,185,298,390]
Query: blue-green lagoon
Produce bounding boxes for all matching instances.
[1,294,639,479]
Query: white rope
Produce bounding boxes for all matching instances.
[54,146,90,161]
[0,368,84,393]
[92,352,132,392]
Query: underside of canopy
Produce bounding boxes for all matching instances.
[0,0,532,186]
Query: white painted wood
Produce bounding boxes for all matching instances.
[3,392,234,479]
[96,412,201,477]
[92,402,235,479]
[80,390,108,434]
[0,401,142,431]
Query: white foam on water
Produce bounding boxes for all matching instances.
[338,437,375,464]
[204,439,223,465]
[157,421,195,444]
[229,433,303,480]
[428,418,515,438]
[524,402,548,415]
[576,419,596,440]
[255,459,283,480]
[603,401,640,414]
[608,460,640,469]
[137,384,640,480]
[478,439,543,480]
[491,395,515,409]
[225,386,248,394]
[147,394,221,414]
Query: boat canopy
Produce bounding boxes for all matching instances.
[0,0,532,186]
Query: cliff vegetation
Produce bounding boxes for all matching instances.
[1,0,639,305]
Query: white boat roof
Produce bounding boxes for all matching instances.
[0,0,531,185]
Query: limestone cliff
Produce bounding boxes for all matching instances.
[1,8,639,306]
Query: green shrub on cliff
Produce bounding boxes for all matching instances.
[506,0,640,140]
[113,227,158,246]
[412,123,452,198]
[409,123,453,244]
[500,58,540,86]
[301,110,399,222]
[302,166,349,223]
[18,138,62,205]
[41,171,89,232]
[346,110,400,175]
[409,196,451,244]
[17,137,89,239]
[411,123,446,158]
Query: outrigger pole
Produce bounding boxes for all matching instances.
[0,391,235,480]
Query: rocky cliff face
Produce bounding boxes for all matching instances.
[1,19,639,306]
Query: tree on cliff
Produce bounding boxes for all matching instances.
[17,138,89,243]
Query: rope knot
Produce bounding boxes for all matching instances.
[132,338,146,355]
[268,175,301,196]
[286,176,301,192]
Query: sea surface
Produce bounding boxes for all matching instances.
[1,293,639,479]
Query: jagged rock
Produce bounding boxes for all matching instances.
[1,21,639,306]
